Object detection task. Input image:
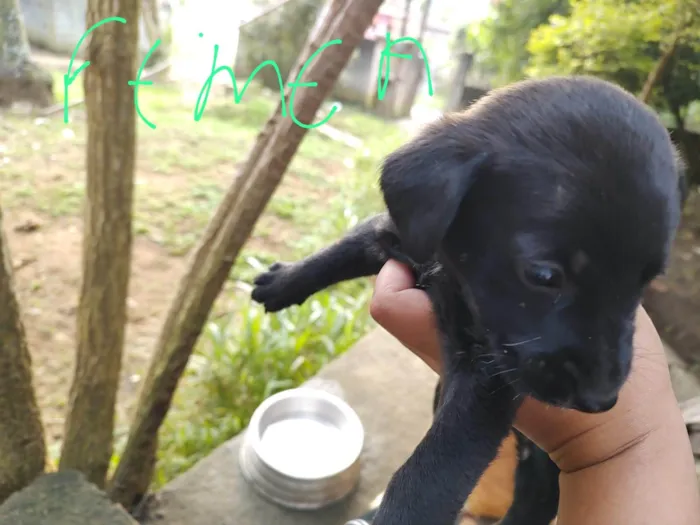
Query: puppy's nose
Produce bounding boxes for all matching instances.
[571,392,618,413]
[561,355,620,413]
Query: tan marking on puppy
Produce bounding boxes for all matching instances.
[462,431,518,519]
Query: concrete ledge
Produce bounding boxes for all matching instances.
[142,328,437,525]
[141,328,700,525]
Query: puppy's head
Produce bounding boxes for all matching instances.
[381,76,682,414]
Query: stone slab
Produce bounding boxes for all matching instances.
[666,343,700,404]
[142,327,437,525]
[0,471,137,525]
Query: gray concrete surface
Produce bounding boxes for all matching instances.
[20,0,165,56]
[142,329,700,525]
[142,328,437,525]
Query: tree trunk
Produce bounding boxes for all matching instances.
[669,103,685,133]
[400,0,412,36]
[108,0,384,509]
[142,0,160,35]
[141,0,163,58]
[639,35,679,104]
[418,0,432,41]
[0,206,46,504]
[59,0,140,489]
[0,0,53,107]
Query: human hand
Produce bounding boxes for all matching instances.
[368,259,685,473]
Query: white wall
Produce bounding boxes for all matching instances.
[20,0,167,56]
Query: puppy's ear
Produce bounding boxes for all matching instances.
[380,137,491,263]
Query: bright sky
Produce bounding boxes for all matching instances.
[465,0,493,22]
[432,0,493,31]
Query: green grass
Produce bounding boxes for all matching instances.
[2,75,409,485]
[150,108,403,484]
[149,280,374,485]
[3,79,403,254]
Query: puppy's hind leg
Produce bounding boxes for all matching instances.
[496,431,560,525]
[251,213,405,312]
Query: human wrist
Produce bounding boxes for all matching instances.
[512,355,679,470]
[549,385,681,473]
[556,401,700,524]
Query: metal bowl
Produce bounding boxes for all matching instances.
[239,387,365,510]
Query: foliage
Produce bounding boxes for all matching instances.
[233,0,325,90]
[661,43,700,123]
[464,0,570,86]
[6,70,405,484]
[151,278,374,484]
[147,119,398,485]
[526,0,700,112]
[527,0,660,88]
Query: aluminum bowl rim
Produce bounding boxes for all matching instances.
[245,387,365,481]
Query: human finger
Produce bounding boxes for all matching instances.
[370,259,441,371]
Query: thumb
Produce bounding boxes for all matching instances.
[370,260,441,372]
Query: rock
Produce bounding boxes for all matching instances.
[13,218,42,234]
[680,396,700,427]
[681,396,700,458]
[0,61,54,109]
[0,471,137,525]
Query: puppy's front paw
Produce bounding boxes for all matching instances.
[251,262,307,312]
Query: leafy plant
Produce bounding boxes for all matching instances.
[144,104,405,487]
[152,274,374,485]
[526,0,700,107]
[464,0,571,86]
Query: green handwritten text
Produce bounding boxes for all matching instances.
[65,18,434,130]
[128,39,161,129]
[64,17,126,123]
[195,33,287,121]
[287,39,342,129]
[377,32,433,101]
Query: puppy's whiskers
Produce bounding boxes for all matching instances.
[502,336,542,348]
[489,367,518,378]
[467,353,497,366]
[489,376,520,396]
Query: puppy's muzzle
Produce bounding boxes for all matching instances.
[570,392,618,413]
[520,349,623,414]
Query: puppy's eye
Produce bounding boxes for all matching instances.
[521,262,565,290]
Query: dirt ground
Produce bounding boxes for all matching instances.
[2,141,330,448]
[4,171,309,447]
[1,48,393,455]
[6,212,186,443]
[645,187,700,369]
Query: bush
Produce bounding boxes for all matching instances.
[152,274,374,485]
[145,110,407,486]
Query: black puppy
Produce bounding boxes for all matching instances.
[251,76,683,525]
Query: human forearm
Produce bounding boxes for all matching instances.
[557,408,700,525]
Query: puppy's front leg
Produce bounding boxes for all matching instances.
[252,213,405,312]
[373,368,518,525]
